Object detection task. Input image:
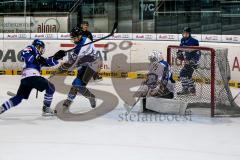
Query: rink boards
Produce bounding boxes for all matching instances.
[0,39,240,88]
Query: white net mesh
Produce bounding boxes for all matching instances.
[167,45,240,117]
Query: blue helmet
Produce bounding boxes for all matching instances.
[32,39,45,48]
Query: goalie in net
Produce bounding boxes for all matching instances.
[135,50,175,99]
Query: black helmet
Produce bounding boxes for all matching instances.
[81,21,89,25]
[70,26,83,38]
[183,27,191,33]
[32,39,45,49]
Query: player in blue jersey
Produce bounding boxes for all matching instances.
[0,39,66,116]
[177,27,201,95]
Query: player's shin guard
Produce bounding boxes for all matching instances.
[1,96,23,113]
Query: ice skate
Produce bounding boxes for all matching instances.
[42,106,55,116]
[0,105,5,114]
[88,97,96,108]
[62,99,73,113]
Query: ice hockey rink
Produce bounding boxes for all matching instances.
[1,75,240,160]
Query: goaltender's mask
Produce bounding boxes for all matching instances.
[148,50,164,63]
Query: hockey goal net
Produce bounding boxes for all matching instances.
[167,45,240,117]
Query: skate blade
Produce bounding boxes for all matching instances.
[42,113,55,117]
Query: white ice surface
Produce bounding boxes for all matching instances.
[1,76,240,160]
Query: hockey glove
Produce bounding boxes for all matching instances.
[34,55,48,66]
[53,50,66,60]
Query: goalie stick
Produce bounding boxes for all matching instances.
[123,81,149,114]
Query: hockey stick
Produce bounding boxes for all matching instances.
[124,81,149,114]
[7,90,39,98]
[232,92,240,102]
[47,22,118,80]
[63,22,118,53]
[6,23,118,97]
[7,91,16,97]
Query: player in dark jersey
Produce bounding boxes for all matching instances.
[177,27,200,95]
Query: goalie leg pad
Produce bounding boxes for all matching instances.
[145,97,188,115]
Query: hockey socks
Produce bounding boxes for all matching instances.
[43,93,53,108]
[1,96,23,112]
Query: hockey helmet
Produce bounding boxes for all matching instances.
[32,39,45,49]
[70,26,83,38]
[148,50,164,62]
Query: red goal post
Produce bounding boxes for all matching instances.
[167,45,240,117]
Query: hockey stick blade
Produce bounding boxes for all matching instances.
[123,96,142,114]
[231,92,240,103]
[7,91,16,97]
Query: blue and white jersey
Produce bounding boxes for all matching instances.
[67,37,97,71]
[148,60,175,93]
[20,45,58,79]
